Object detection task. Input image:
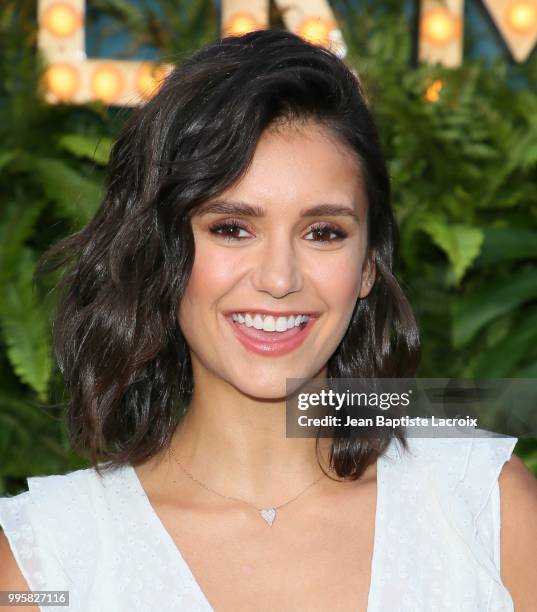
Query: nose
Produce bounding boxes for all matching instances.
[251,231,303,299]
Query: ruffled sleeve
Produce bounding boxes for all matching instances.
[0,488,71,607]
[0,469,100,612]
[426,432,518,611]
[372,430,519,612]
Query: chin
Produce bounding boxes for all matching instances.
[228,365,324,401]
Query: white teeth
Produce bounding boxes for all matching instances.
[231,312,311,332]
[263,316,276,332]
[275,317,288,332]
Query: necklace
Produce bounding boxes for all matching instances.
[169,445,328,527]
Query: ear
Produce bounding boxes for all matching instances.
[358,249,376,299]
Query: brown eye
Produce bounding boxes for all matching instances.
[304,223,347,243]
[209,221,251,241]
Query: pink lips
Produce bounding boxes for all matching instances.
[225,314,318,356]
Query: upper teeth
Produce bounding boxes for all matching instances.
[231,313,310,332]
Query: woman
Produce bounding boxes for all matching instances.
[1,29,536,612]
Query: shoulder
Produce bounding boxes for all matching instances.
[499,451,537,498]
[0,510,39,611]
[0,527,25,586]
[498,452,537,611]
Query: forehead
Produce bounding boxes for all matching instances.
[220,121,366,215]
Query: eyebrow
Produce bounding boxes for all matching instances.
[195,200,359,220]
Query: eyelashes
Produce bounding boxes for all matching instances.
[208,220,251,241]
[307,222,348,242]
[208,219,348,244]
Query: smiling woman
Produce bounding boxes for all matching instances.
[180,123,374,376]
[1,28,536,612]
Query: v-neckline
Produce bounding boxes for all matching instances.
[126,448,388,612]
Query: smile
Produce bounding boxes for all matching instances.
[224,311,319,356]
[232,312,309,332]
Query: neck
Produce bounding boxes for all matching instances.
[168,364,336,506]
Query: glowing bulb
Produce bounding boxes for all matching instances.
[42,2,82,38]
[91,65,123,104]
[297,17,334,47]
[424,79,443,102]
[45,63,79,101]
[224,13,260,36]
[506,1,537,33]
[421,8,461,45]
[136,63,169,100]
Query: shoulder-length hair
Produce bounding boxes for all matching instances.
[37,29,420,478]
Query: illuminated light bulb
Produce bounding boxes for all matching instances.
[224,12,260,36]
[136,63,169,100]
[91,64,123,104]
[424,79,443,102]
[421,8,462,45]
[505,1,537,33]
[297,16,334,47]
[42,2,82,38]
[45,63,79,101]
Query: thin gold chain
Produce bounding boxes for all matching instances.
[169,445,327,512]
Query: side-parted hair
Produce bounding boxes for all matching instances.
[36,29,420,478]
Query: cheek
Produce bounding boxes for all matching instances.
[178,241,239,322]
[309,250,363,309]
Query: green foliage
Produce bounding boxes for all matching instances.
[57,133,113,165]
[419,216,484,285]
[32,157,103,225]
[1,246,52,400]
[1,0,536,493]
[452,268,537,348]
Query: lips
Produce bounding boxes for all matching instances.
[225,314,318,356]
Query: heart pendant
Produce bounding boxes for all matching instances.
[260,508,276,526]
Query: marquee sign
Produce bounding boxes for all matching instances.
[420,0,537,66]
[38,0,537,106]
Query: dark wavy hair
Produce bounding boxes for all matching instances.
[36,29,420,478]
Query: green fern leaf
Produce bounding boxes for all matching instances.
[33,157,102,227]
[420,215,484,285]
[0,199,46,285]
[57,133,113,165]
[0,247,52,400]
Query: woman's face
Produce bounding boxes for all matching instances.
[178,120,375,399]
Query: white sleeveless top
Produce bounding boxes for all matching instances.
[0,430,518,612]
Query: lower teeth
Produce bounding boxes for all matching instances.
[236,321,305,332]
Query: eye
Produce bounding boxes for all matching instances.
[208,220,252,241]
[304,223,347,243]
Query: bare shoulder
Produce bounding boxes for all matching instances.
[0,529,39,611]
[499,453,537,611]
